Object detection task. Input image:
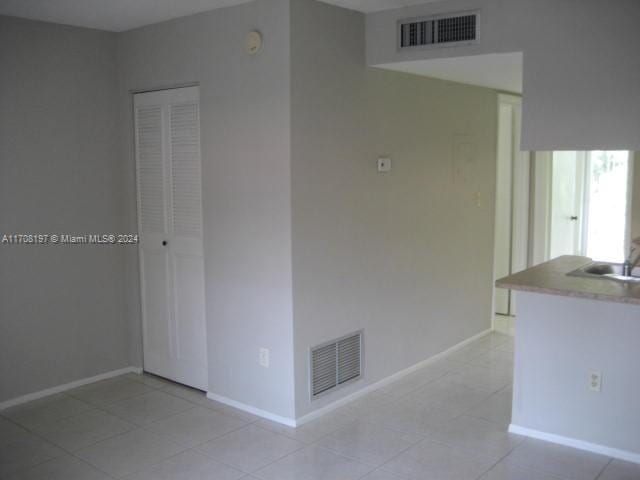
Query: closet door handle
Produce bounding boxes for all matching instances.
[570,216,578,221]
[162,240,168,246]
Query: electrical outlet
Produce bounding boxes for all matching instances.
[259,348,270,368]
[589,370,602,392]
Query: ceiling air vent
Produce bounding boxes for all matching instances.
[399,11,479,49]
[311,331,363,398]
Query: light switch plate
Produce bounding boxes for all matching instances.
[259,348,269,368]
[589,370,602,392]
[378,157,391,173]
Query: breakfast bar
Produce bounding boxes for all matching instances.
[497,256,640,463]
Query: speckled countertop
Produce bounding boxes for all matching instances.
[496,255,640,306]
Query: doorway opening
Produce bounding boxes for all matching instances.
[492,107,635,330]
[549,151,633,263]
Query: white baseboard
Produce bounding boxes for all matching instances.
[206,329,492,428]
[0,366,143,410]
[493,315,515,336]
[295,328,493,427]
[206,392,296,427]
[509,424,640,464]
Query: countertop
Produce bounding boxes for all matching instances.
[496,255,640,306]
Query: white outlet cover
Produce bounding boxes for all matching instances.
[259,348,269,368]
[378,157,391,172]
[589,370,602,392]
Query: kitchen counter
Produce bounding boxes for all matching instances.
[498,256,640,462]
[496,255,640,306]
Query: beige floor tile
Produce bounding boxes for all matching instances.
[465,387,513,426]
[470,333,512,350]
[145,406,246,447]
[123,372,173,389]
[253,445,373,480]
[195,424,303,473]
[0,416,29,443]
[30,408,135,451]
[405,377,493,411]
[427,415,524,462]
[480,462,566,480]
[75,428,185,478]
[376,364,451,400]
[381,438,495,480]
[67,377,153,407]
[470,349,515,370]
[363,397,464,434]
[504,438,610,480]
[3,454,111,480]
[442,345,489,366]
[317,420,422,467]
[160,385,261,423]
[122,449,245,480]
[2,394,92,429]
[103,391,195,426]
[443,364,512,393]
[332,392,397,420]
[0,431,65,477]
[597,459,640,480]
[359,469,408,480]
[255,412,353,444]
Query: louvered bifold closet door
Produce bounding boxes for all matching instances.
[136,107,166,235]
[170,102,202,239]
[134,86,207,391]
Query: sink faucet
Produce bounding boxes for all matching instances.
[622,237,640,276]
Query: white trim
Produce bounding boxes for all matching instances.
[207,329,492,428]
[295,328,492,427]
[205,392,297,427]
[0,366,143,410]
[531,151,552,265]
[509,424,640,464]
[624,151,635,253]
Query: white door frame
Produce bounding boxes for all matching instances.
[492,93,529,331]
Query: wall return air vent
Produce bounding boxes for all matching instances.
[310,331,363,398]
[398,11,479,49]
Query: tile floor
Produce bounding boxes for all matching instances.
[1,332,638,479]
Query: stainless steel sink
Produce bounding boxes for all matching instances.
[568,262,640,283]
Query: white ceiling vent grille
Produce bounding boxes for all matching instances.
[399,11,479,49]
[311,331,363,398]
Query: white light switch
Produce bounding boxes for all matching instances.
[377,157,391,173]
[259,348,270,368]
[589,370,602,392]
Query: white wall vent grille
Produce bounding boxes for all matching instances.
[310,331,363,398]
[399,11,478,49]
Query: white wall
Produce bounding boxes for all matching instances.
[366,0,640,151]
[291,0,498,417]
[117,0,296,419]
[513,292,640,460]
[0,16,129,402]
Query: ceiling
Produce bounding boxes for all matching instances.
[0,0,254,32]
[0,0,438,32]
[322,0,439,13]
[377,52,524,94]
[0,1,520,92]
